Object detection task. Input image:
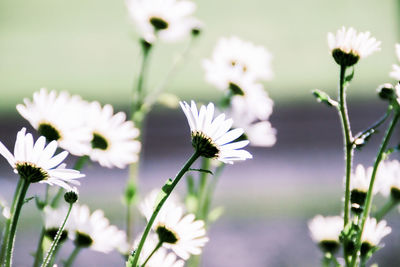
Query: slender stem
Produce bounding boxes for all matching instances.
[63,246,81,267]
[0,179,23,264]
[41,203,73,267]
[353,109,391,143]
[351,112,400,267]
[375,198,398,221]
[197,158,210,219]
[130,151,200,267]
[4,178,30,267]
[141,241,162,267]
[32,228,46,267]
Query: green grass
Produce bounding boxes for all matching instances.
[0,0,398,112]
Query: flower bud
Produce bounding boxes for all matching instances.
[64,190,78,204]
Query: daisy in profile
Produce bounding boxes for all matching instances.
[126,0,198,43]
[180,101,252,164]
[69,204,127,254]
[308,215,343,254]
[139,190,209,260]
[85,101,141,169]
[390,44,400,80]
[327,26,381,66]
[203,36,273,91]
[16,89,92,156]
[0,128,84,190]
[132,233,184,267]
[361,218,391,257]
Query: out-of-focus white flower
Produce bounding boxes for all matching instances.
[327,26,381,66]
[69,204,127,253]
[390,44,400,81]
[16,89,92,156]
[139,190,209,260]
[0,128,84,190]
[203,36,273,91]
[0,196,10,219]
[377,160,400,199]
[180,101,252,163]
[361,218,391,254]
[126,0,198,43]
[43,205,71,242]
[308,215,343,253]
[85,102,141,169]
[350,165,375,193]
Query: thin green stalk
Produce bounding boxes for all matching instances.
[351,112,400,267]
[41,203,73,267]
[141,241,162,267]
[63,246,81,267]
[4,178,30,267]
[32,228,46,267]
[0,179,23,264]
[197,158,210,219]
[130,151,200,267]
[375,198,398,221]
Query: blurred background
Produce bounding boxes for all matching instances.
[1,0,400,266]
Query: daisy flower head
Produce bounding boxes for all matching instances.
[139,190,209,260]
[43,205,71,242]
[86,101,141,169]
[308,215,343,254]
[126,0,198,43]
[203,36,273,91]
[361,218,391,256]
[69,204,127,253]
[327,26,381,66]
[390,44,400,81]
[0,128,84,190]
[180,101,252,164]
[133,233,184,267]
[377,160,400,200]
[16,89,92,156]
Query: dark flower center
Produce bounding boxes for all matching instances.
[390,187,400,201]
[149,17,169,31]
[38,123,61,142]
[332,48,360,67]
[16,162,49,183]
[191,131,219,159]
[319,240,340,254]
[74,231,93,247]
[45,228,68,243]
[228,82,245,96]
[156,225,179,244]
[91,133,108,150]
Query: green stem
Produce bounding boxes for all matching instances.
[129,151,200,267]
[351,112,400,267]
[197,158,210,219]
[0,179,23,264]
[63,246,81,267]
[141,241,162,267]
[375,198,398,221]
[4,178,30,267]
[41,203,73,267]
[32,228,46,267]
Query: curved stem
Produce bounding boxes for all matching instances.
[0,179,23,264]
[141,241,162,267]
[63,246,81,267]
[41,203,73,267]
[129,151,200,267]
[4,178,30,267]
[351,112,400,267]
[375,198,398,221]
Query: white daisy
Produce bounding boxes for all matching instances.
[133,233,184,267]
[16,89,92,156]
[327,26,381,66]
[308,215,343,253]
[361,217,391,255]
[377,160,400,200]
[69,204,127,253]
[203,36,273,91]
[43,205,71,242]
[85,101,141,169]
[390,44,400,80]
[139,190,209,260]
[0,128,84,190]
[180,101,252,164]
[126,0,198,43]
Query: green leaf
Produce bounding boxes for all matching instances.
[312,89,338,107]
[24,196,34,205]
[155,179,173,207]
[189,168,214,175]
[344,67,355,83]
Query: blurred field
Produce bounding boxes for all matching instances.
[0,0,399,112]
